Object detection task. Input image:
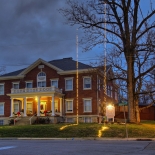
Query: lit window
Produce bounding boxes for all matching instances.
[83,99,92,112]
[26,82,33,88]
[0,102,4,115]
[12,82,19,89]
[65,100,73,113]
[83,77,91,89]
[65,78,73,91]
[51,79,58,88]
[37,72,46,87]
[0,84,4,95]
[14,102,19,113]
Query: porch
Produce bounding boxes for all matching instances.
[7,86,64,118]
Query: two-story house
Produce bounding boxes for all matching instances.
[0,57,118,125]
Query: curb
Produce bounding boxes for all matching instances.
[0,137,155,141]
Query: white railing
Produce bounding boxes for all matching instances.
[11,86,62,94]
[29,115,37,125]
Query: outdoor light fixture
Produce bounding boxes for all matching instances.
[106,104,113,110]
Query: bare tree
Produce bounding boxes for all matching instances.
[60,0,155,123]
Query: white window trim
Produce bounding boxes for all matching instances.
[50,78,59,88]
[0,83,5,95]
[0,102,5,115]
[83,98,92,112]
[25,81,33,88]
[12,82,20,89]
[37,72,46,87]
[83,76,92,90]
[65,77,73,91]
[65,99,73,113]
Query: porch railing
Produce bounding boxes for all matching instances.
[29,115,37,125]
[11,86,62,94]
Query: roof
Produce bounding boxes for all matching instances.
[0,68,26,77]
[48,57,92,71]
[0,57,92,77]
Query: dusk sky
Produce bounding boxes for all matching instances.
[0,0,154,74]
[0,0,101,74]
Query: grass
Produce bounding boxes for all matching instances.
[0,121,155,138]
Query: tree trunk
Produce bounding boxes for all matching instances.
[127,56,136,123]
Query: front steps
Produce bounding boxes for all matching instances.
[14,117,31,125]
[14,116,65,125]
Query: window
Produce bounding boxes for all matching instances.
[84,117,92,123]
[12,82,19,89]
[0,102,4,115]
[83,77,91,89]
[0,84,4,95]
[65,78,73,91]
[83,99,92,112]
[26,81,33,88]
[65,100,73,113]
[37,72,46,87]
[51,79,58,88]
[27,102,33,114]
[0,120,3,125]
[14,102,19,113]
[55,101,58,112]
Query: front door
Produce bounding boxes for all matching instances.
[40,101,46,114]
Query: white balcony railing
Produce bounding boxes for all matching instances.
[11,86,62,94]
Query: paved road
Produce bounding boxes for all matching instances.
[0,139,155,155]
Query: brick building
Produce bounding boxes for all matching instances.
[0,57,118,125]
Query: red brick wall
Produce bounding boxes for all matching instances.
[0,62,118,117]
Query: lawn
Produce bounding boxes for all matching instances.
[0,121,155,138]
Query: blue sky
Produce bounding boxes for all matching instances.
[0,0,154,74]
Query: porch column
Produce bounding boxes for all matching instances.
[37,96,41,116]
[21,99,24,110]
[10,98,14,117]
[23,97,27,117]
[60,98,62,116]
[51,94,55,116]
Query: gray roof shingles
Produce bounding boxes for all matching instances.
[0,58,92,77]
[48,57,92,71]
[0,68,26,77]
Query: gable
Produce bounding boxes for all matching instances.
[19,58,63,76]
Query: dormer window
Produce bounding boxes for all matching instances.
[37,72,46,87]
